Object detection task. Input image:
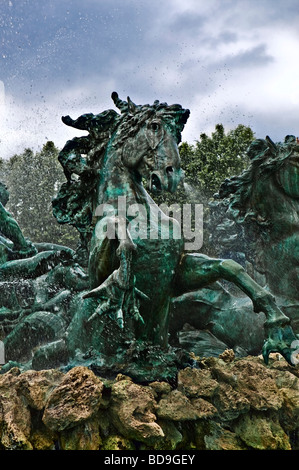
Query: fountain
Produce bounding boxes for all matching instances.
[0,93,298,383]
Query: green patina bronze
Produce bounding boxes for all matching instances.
[0,94,298,381]
[0,182,37,264]
[210,135,299,332]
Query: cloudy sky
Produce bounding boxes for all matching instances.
[0,0,299,158]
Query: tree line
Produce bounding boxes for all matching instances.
[0,141,78,249]
[0,124,254,251]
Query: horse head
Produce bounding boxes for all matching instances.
[111,92,190,194]
[273,136,299,200]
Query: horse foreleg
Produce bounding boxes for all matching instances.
[84,215,147,328]
[176,253,298,365]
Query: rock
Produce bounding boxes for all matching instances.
[97,408,112,437]
[233,414,291,450]
[191,398,218,418]
[17,369,64,410]
[0,356,298,450]
[156,390,217,421]
[109,378,164,445]
[59,418,102,450]
[228,359,284,411]
[0,368,32,450]
[219,349,235,362]
[149,381,172,397]
[177,367,219,398]
[212,382,251,420]
[195,421,247,450]
[30,421,58,450]
[101,435,136,450]
[269,357,299,379]
[210,357,285,420]
[275,370,299,390]
[42,366,103,432]
[154,421,183,450]
[115,373,133,382]
[278,387,299,434]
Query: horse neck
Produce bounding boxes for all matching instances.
[94,141,151,211]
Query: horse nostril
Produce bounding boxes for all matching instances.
[151,173,162,193]
[166,166,173,175]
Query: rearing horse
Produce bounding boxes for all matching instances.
[53,92,298,367]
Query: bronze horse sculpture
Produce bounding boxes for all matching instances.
[210,135,299,333]
[47,92,298,376]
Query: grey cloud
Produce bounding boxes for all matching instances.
[1,0,154,97]
[199,30,239,49]
[169,11,207,36]
[0,0,298,158]
[227,106,299,144]
[220,44,274,69]
[215,31,238,44]
[221,0,299,30]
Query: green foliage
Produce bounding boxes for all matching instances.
[4,142,78,249]
[189,124,254,197]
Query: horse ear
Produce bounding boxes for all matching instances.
[111,92,128,114]
[266,135,278,155]
[127,96,137,115]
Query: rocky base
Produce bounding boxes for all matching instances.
[0,352,298,450]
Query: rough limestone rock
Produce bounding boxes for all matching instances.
[42,366,103,432]
[59,418,102,450]
[0,368,33,450]
[156,390,217,421]
[233,414,291,450]
[109,375,164,446]
[0,354,298,450]
[17,369,65,410]
[177,367,219,398]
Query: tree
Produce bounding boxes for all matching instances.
[189,124,254,198]
[4,142,78,249]
[154,123,254,206]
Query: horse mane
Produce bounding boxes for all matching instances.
[59,92,189,171]
[110,92,190,149]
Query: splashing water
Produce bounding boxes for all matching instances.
[183,182,193,194]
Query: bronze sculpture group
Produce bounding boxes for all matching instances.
[0,93,298,379]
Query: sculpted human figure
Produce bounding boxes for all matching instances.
[0,182,37,262]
